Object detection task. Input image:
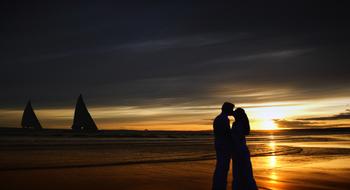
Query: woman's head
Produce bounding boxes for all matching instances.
[233,107,246,120]
[233,107,250,135]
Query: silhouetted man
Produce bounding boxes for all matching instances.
[212,102,235,190]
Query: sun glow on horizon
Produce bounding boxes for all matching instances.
[260,119,278,130]
[1,96,350,130]
[245,103,308,130]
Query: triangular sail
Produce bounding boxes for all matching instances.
[71,94,98,131]
[21,101,42,129]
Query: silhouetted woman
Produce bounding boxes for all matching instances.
[231,108,258,190]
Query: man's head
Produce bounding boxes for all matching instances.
[221,102,235,115]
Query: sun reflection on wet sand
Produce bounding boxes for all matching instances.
[269,171,279,183]
[269,155,277,168]
[268,136,279,184]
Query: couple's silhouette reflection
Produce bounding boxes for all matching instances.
[212,102,258,190]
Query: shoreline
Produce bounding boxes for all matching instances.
[1,128,349,189]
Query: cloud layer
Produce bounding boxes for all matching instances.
[0,2,350,129]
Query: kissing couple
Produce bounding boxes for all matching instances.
[212,102,258,190]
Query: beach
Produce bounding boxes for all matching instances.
[0,128,350,190]
[2,1,349,190]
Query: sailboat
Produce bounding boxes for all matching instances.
[71,94,98,131]
[21,101,42,129]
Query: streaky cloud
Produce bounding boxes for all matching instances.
[298,109,350,121]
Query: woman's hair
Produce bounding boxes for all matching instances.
[235,107,250,135]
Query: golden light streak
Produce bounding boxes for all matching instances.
[268,141,277,168]
[268,137,279,183]
[0,96,350,130]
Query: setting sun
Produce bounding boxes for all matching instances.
[245,105,295,130]
[260,119,278,130]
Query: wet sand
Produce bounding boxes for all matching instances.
[1,156,350,190]
[1,128,350,190]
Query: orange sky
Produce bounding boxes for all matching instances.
[1,96,349,130]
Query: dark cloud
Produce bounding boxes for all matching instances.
[274,119,318,129]
[298,109,350,121]
[274,119,349,129]
[275,109,350,129]
[0,1,350,109]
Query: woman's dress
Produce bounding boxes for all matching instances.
[231,121,258,190]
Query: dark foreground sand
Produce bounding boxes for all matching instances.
[1,156,350,190]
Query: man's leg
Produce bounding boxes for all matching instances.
[212,149,231,190]
[231,154,239,190]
